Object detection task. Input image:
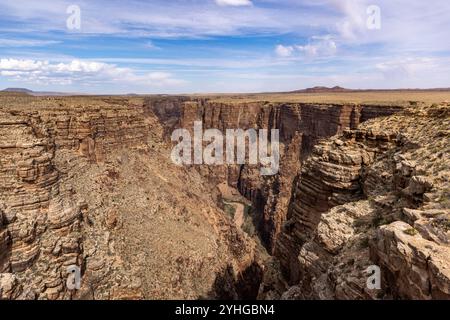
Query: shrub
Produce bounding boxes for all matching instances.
[403,228,418,236]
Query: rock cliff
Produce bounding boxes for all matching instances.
[272,103,449,299]
[152,98,403,253]
[2,93,447,300]
[149,97,449,300]
[0,95,258,299]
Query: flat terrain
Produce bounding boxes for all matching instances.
[2,90,450,107]
[192,90,450,105]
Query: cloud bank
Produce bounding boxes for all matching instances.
[0,58,184,88]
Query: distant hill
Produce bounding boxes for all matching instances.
[288,86,450,93]
[1,88,77,96]
[2,88,34,94]
[291,86,350,93]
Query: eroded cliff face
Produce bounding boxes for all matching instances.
[0,98,148,299]
[149,98,449,300]
[153,98,403,254]
[0,95,259,300]
[2,94,446,301]
[273,104,450,300]
[143,96,191,139]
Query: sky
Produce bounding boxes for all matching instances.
[0,0,449,94]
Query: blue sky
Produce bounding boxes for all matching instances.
[0,0,449,94]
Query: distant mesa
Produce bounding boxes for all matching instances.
[1,87,76,96]
[0,88,34,96]
[2,87,34,94]
[292,86,350,93]
[289,86,450,93]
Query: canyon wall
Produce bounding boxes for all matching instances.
[0,96,258,299]
[150,98,404,253]
[0,99,149,299]
[143,96,191,139]
[149,98,449,300]
[4,94,445,300]
[272,104,450,299]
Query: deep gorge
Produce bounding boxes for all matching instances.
[1,94,448,300]
[145,97,403,251]
[144,97,411,299]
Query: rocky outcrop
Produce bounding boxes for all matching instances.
[0,208,11,277]
[273,103,450,300]
[373,221,450,299]
[272,129,396,299]
[0,98,151,299]
[0,273,21,299]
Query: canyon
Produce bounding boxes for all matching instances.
[146,98,405,252]
[0,91,449,300]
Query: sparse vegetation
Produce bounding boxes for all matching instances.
[353,217,371,229]
[438,192,450,207]
[434,218,450,232]
[223,202,236,218]
[403,228,419,236]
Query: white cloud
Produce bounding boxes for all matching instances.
[0,0,285,38]
[0,58,184,87]
[275,45,294,57]
[215,0,253,7]
[0,0,449,53]
[328,0,367,40]
[276,36,337,58]
[296,36,337,57]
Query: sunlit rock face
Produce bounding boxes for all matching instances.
[275,103,450,300]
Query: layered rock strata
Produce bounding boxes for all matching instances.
[157,99,403,252]
[0,96,258,299]
[273,103,450,299]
